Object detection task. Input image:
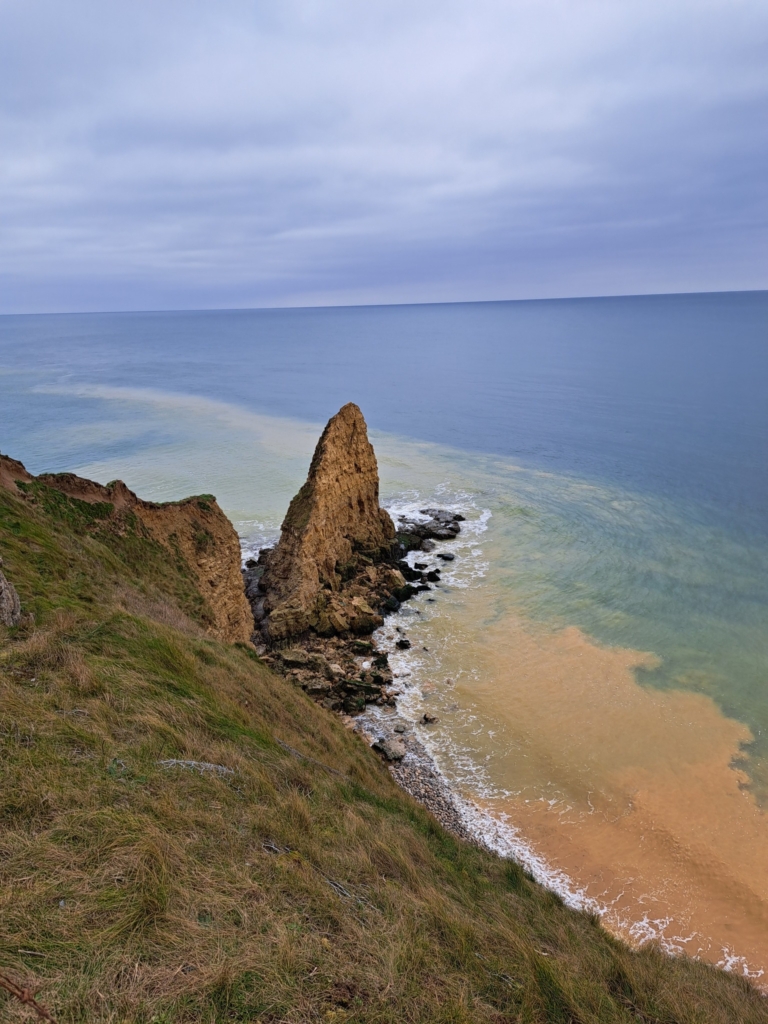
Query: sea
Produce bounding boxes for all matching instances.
[1,291,767,977]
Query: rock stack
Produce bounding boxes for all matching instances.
[245,402,466,718]
[252,403,401,640]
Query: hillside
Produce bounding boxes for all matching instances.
[1,462,766,1023]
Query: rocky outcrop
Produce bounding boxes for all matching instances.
[0,557,21,627]
[394,509,465,553]
[0,453,252,644]
[134,497,253,644]
[245,404,468,716]
[256,403,397,640]
[261,635,401,715]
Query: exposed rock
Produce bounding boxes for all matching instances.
[0,454,32,494]
[373,736,406,761]
[281,648,311,668]
[0,557,22,627]
[394,508,463,553]
[241,414,468,721]
[400,518,460,541]
[305,679,332,696]
[258,403,395,640]
[420,509,465,523]
[0,453,252,644]
[137,497,253,644]
[436,552,455,561]
[242,564,265,601]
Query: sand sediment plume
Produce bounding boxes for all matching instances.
[463,618,768,977]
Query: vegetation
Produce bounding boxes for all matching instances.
[1,481,767,1023]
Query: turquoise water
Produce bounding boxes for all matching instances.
[2,293,767,965]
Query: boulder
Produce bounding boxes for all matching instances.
[396,509,462,549]
[373,736,406,761]
[260,404,395,640]
[281,648,311,668]
[419,508,465,522]
[0,558,21,627]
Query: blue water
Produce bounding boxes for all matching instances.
[2,291,766,534]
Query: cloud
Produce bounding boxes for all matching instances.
[0,0,766,311]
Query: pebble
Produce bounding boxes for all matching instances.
[357,724,477,846]
[388,745,475,844]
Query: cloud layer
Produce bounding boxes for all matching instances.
[1,0,766,311]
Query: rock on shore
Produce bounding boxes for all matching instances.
[395,508,465,550]
[358,719,476,843]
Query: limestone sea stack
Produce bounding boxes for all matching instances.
[256,403,399,640]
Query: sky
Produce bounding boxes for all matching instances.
[0,0,766,313]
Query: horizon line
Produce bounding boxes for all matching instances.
[1,286,766,319]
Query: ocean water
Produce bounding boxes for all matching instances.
[1,291,767,975]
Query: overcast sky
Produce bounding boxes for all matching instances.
[1,0,766,313]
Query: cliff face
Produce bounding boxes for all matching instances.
[134,497,253,644]
[259,403,396,639]
[0,454,252,644]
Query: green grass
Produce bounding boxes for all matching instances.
[1,480,216,630]
[1,482,767,1023]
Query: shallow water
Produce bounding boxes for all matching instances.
[1,293,767,975]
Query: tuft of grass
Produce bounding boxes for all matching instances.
[1,482,767,1023]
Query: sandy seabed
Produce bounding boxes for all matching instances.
[377,598,768,983]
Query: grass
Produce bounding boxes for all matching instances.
[1,481,767,1023]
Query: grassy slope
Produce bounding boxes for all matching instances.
[1,481,766,1024]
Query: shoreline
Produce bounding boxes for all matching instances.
[352,703,603,917]
[358,710,768,989]
[242,502,607,910]
[351,717,479,845]
[241,483,768,987]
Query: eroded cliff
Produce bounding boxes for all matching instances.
[0,453,252,644]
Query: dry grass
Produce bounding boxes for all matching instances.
[1,480,767,1022]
